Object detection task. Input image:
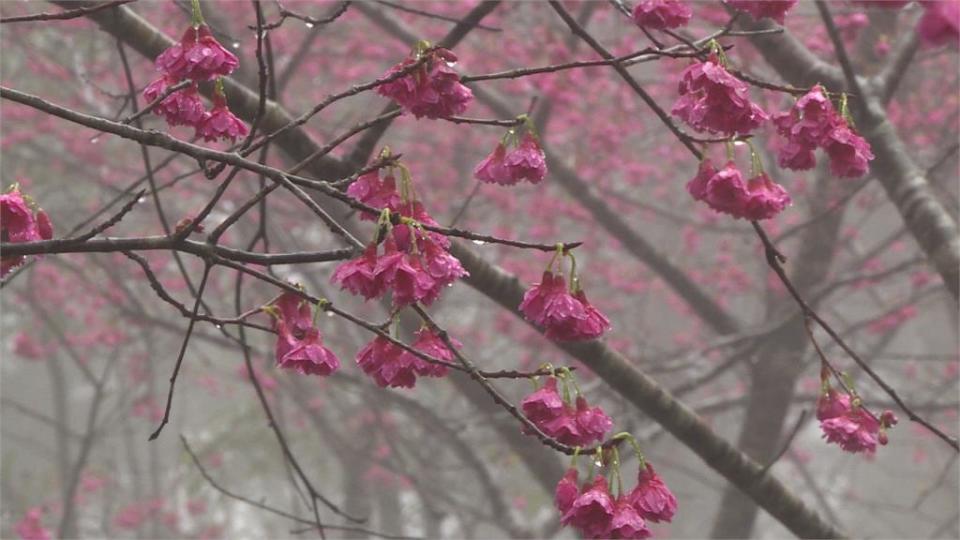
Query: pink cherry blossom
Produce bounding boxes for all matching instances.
[521,377,566,424]
[609,498,652,539]
[375,247,438,307]
[570,396,613,445]
[156,25,238,81]
[332,246,386,300]
[628,463,678,523]
[545,289,612,341]
[474,143,512,185]
[377,47,473,119]
[1,187,50,277]
[519,271,587,328]
[555,468,580,515]
[562,475,615,538]
[270,293,340,376]
[724,0,798,24]
[356,335,417,388]
[687,160,749,216]
[672,55,768,135]
[822,124,874,178]
[743,173,791,220]
[346,171,403,221]
[405,327,460,377]
[504,134,547,184]
[632,0,692,30]
[196,94,248,142]
[142,76,205,127]
[820,406,882,454]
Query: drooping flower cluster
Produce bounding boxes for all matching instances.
[723,0,798,24]
[377,45,473,119]
[631,0,692,30]
[816,387,897,454]
[686,159,791,220]
[672,54,768,135]
[268,292,340,376]
[356,328,460,388]
[144,22,247,141]
[332,167,468,307]
[475,126,547,186]
[521,376,612,446]
[520,265,611,341]
[1,186,53,277]
[774,86,874,178]
[556,461,677,539]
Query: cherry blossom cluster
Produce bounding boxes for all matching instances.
[774,86,874,178]
[1,185,53,277]
[556,455,677,539]
[267,292,340,377]
[356,328,458,389]
[474,117,548,186]
[521,375,613,446]
[144,17,247,142]
[13,507,50,540]
[520,252,611,342]
[672,53,768,136]
[816,385,898,455]
[687,158,791,220]
[377,45,473,119]
[332,166,468,307]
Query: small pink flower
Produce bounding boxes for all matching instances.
[672,55,768,135]
[519,271,587,329]
[723,0,798,24]
[570,396,613,445]
[1,187,49,277]
[917,0,960,48]
[545,289,611,341]
[774,86,840,171]
[474,143,512,185]
[562,475,615,538]
[521,377,566,424]
[14,507,50,540]
[375,247,438,307]
[270,293,339,377]
[742,173,791,220]
[632,0,692,30]
[143,76,206,127]
[332,246,386,300]
[820,407,881,454]
[196,94,248,142]
[822,124,874,178]
[405,327,460,377]
[14,331,45,360]
[356,335,418,388]
[156,25,238,81]
[609,498,652,539]
[555,468,580,515]
[629,463,677,523]
[688,160,750,216]
[816,389,851,421]
[504,134,547,184]
[346,172,403,220]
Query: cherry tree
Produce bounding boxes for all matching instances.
[1,1,958,538]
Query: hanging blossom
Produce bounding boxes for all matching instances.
[196,87,249,143]
[774,86,874,178]
[377,44,473,119]
[1,185,53,277]
[723,0,798,24]
[520,375,613,446]
[356,328,460,389]
[686,158,791,221]
[816,387,897,454]
[475,116,547,186]
[519,251,611,342]
[268,292,340,376]
[555,452,676,539]
[631,0,692,30]
[671,53,768,136]
[144,5,244,135]
[14,507,50,540]
[333,161,467,308]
